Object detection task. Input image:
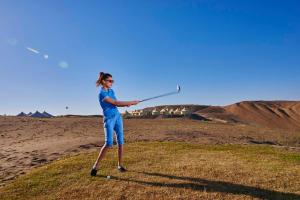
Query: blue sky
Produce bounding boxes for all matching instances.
[0,0,299,115]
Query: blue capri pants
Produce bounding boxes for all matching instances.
[103,113,124,147]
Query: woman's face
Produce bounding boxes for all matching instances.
[103,76,114,88]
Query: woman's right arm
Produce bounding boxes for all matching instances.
[103,97,139,107]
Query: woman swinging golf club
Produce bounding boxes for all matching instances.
[91,72,140,176]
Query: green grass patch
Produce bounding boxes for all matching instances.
[1,142,299,200]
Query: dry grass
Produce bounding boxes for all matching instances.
[1,116,299,188]
[1,142,299,200]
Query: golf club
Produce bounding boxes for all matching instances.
[140,85,181,102]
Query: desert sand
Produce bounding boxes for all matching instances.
[1,101,299,187]
[198,101,300,130]
[0,103,299,185]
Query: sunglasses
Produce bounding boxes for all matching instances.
[105,79,114,83]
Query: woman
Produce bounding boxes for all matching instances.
[91,72,140,176]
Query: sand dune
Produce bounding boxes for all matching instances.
[197,101,300,131]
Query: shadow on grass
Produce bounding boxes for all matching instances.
[98,171,300,200]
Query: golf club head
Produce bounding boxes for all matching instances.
[177,84,181,93]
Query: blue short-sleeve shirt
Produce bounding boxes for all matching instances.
[99,87,120,119]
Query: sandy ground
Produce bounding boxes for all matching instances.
[0,116,298,187]
[198,101,300,131]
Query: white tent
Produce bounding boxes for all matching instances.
[169,109,174,115]
[181,107,190,115]
[152,108,159,116]
[160,108,168,115]
[174,108,181,115]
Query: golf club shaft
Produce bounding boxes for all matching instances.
[140,91,179,102]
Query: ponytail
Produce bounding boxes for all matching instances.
[96,72,112,87]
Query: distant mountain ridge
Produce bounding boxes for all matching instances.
[17,111,54,118]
